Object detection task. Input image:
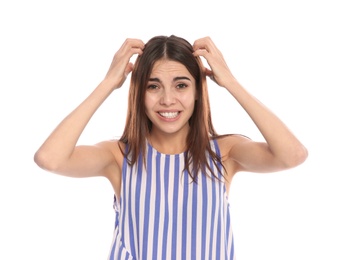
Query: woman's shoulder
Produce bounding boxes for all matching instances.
[213,133,251,143]
[96,139,126,160]
[213,134,251,156]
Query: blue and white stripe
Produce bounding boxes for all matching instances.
[109,139,235,260]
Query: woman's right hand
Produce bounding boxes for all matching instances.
[104,38,145,90]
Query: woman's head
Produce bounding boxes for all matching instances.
[120,35,220,180]
[135,36,206,125]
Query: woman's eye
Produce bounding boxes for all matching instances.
[147,84,159,90]
[176,83,188,89]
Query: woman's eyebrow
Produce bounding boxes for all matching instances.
[148,76,191,83]
[173,76,191,82]
[149,77,161,82]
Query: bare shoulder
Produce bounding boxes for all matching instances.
[215,134,251,159]
[96,139,124,153]
[215,134,252,183]
[96,139,125,167]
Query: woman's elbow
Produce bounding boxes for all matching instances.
[285,144,309,168]
[33,150,59,172]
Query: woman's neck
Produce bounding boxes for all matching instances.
[147,129,189,155]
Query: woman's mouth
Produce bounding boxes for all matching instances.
[158,111,180,119]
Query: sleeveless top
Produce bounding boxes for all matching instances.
[109,139,235,260]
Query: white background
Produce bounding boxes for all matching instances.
[1,0,340,259]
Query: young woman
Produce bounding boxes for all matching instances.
[34,35,308,259]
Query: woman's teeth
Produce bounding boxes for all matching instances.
[159,112,179,118]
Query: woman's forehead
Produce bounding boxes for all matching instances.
[151,60,190,75]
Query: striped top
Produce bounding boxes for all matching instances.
[109,139,235,260]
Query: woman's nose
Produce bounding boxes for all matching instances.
[160,88,176,105]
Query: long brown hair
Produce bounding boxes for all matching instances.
[119,35,224,181]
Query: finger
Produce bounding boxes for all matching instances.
[204,68,213,77]
[122,38,145,49]
[131,47,144,56]
[128,40,145,55]
[124,62,134,77]
[117,39,145,59]
[193,48,210,58]
[193,36,213,52]
[203,68,214,81]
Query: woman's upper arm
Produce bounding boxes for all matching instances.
[220,135,287,174]
[43,140,122,179]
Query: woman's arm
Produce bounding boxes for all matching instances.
[193,37,308,174]
[34,38,144,178]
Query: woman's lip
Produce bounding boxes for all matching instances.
[157,111,181,121]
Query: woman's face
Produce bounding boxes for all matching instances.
[144,59,197,137]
